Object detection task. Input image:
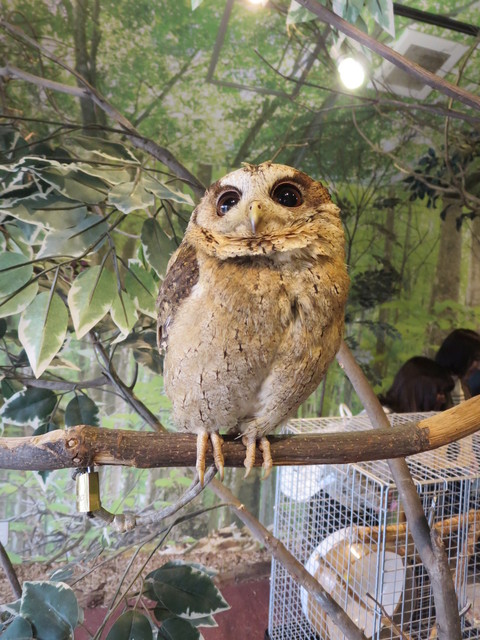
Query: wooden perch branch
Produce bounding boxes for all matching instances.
[0,395,479,471]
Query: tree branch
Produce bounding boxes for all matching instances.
[208,476,367,640]
[336,341,462,639]
[293,0,480,112]
[0,396,479,471]
[0,541,21,600]
[4,375,109,391]
[91,336,166,432]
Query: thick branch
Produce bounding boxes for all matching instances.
[0,396,479,471]
[294,0,480,112]
[336,342,462,640]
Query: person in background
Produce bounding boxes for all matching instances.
[378,356,454,413]
[435,328,480,405]
[467,369,480,397]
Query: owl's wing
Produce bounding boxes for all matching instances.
[156,242,199,351]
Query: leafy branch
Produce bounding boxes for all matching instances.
[0,20,206,198]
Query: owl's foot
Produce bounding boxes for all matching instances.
[210,432,225,481]
[259,436,273,479]
[196,431,224,486]
[242,435,273,479]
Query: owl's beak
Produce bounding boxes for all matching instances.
[249,201,263,234]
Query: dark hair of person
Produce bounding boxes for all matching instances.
[379,356,454,413]
[435,328,480,378]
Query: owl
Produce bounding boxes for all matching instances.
[157,162,349,484]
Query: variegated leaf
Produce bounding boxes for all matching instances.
[67,267,116,338]
[18,292,68,378]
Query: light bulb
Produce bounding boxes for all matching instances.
[338,56,365,90]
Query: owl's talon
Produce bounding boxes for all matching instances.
[210,432,224,481]
[243,436,256,478]
[196,432,209,486]
[259,436,273,479]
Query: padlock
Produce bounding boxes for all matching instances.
[76,467,101,513]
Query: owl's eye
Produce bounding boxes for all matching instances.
[272,183,303,207]
[217,191,240,216]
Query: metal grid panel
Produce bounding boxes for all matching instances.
[269,413,480,639]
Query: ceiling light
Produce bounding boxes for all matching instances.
[338,56,366,90]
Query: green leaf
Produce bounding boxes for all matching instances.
[49,567,75,583]
[143,175,194,206]
[67,267,116,338]
[286,0,314,24]
[0,318,6,339]
[20,581,79,639]
[105,610,153,640]
[0,253,33,297]
[65,395,99,427]
[67,135,139,164]
[39,166,110,204]
[0,283,39,319]
[2,192,88,230]
[124,331,163,373]
[154,605,172,623]
[6,552,21,564]
[44,356,81,372]
[18,292,68,378]
[332,0,360,23]
[144,562,229,620]
[0,388,57,427]
[32,422,60,436]
[133,345,163,374]
[0,615,33,639]
[124,262,157,318]
[0,126,28,162]
[110,292,138,338]
[190,615,217,628]
[158,617,201,640]
[108,181,155,214]
[75,161,132,185]
[36,214,108,259]
[1,378,23,400]
[366,0,395,37]
[141,219,176,279]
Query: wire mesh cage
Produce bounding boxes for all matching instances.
[268,413,480,640]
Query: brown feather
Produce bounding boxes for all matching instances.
[156,242,199,351]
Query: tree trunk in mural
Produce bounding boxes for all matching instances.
[467,214,480,307]
[374,202,395,380]
[429,198,463,345]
